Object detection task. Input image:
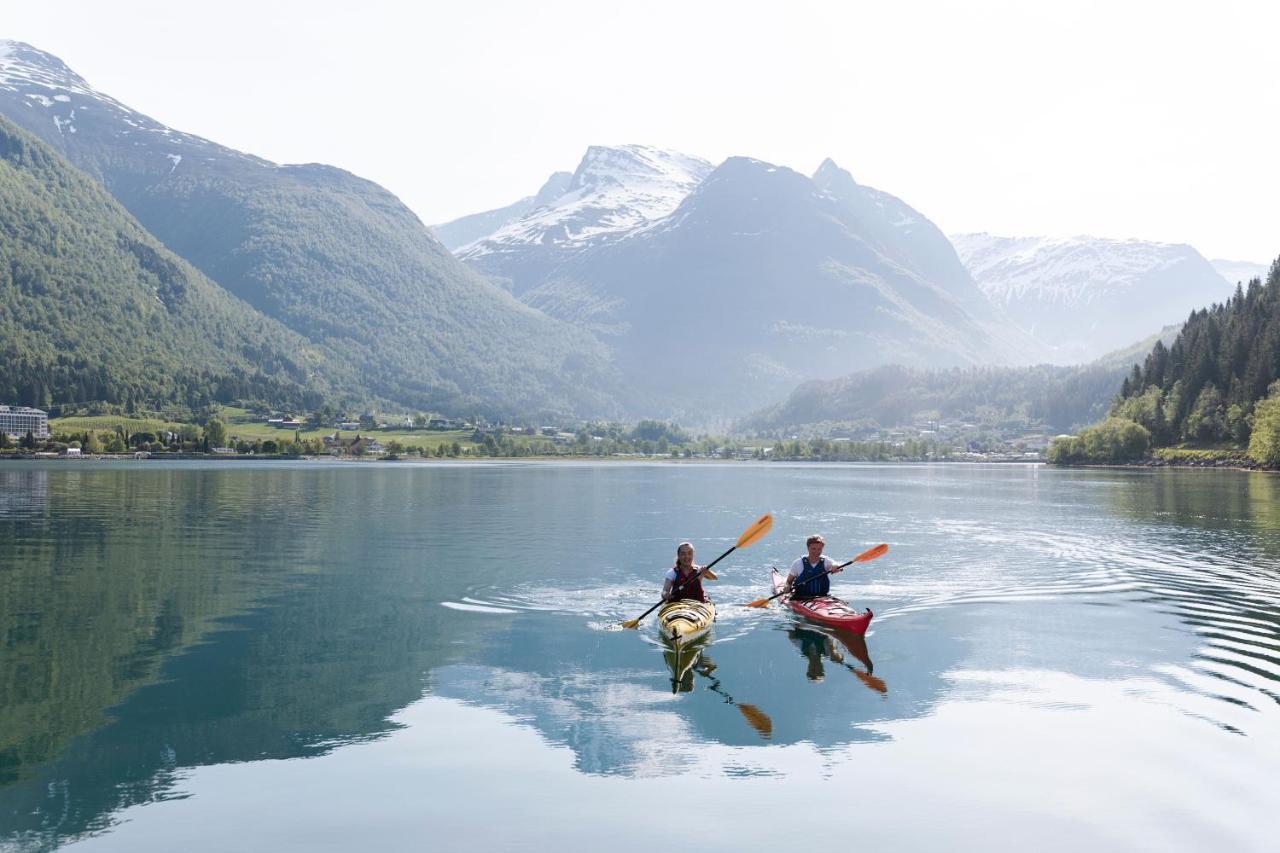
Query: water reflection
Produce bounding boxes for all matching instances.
[787,626,886,694]
[2,463,1280,850]
[0,468,48,518]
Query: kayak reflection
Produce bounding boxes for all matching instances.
[788,626,887,694]
[663,642,774,739]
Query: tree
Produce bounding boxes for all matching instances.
[203,418,227,448]
[1247,387,1280,465]
[0,431,10,450]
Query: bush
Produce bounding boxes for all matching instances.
[1049,418,1150,464]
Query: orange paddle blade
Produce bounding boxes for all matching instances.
[852,543,889,563]
[736,513,773,549]
[737,703,773,739]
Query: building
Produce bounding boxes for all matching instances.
[0,405,49,439]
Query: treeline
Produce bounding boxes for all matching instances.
[1111,260,1280,447]
[1052,256,1280,465]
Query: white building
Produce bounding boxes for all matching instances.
[0,405,49,439]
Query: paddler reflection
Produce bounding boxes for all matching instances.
[661,643,773,739]
[788,626,886,694]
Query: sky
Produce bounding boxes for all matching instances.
[4,0,1277,262]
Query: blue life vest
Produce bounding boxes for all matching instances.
[793,557,831,599]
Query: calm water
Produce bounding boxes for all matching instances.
[1,460,1278,851]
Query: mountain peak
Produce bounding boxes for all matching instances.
[457,144,712,267]
[0,40,94,96]
[567,144,710,194]
[533,170,572,206]
[813,157,855,186]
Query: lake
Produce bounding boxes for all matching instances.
[1,460,1277,851]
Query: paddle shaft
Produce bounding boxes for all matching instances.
[629,545,737,626]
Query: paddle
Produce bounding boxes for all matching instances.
[621,513,773,629]
[695,663,774,739]
[744,542,888,608]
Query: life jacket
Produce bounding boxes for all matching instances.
[793,556,831,599]
[670,567,708,602]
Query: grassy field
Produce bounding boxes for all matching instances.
[1153,446,1247,463]
[49,407,503,452]
[51,414,188,434]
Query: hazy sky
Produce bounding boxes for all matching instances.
[5,0,1277,261]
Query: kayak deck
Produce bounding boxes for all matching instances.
[657,599,716,648]
[770,568,873,635]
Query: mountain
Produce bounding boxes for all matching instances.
[456,144,713,295]
[0,113,329,412]
[491,156,1033,420]
[735,324,1184,437]
[951,232,1234,364]
[431,171,571,250]
[0,40,619,419]
[1212,257,1269,286]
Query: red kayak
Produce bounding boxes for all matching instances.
[771,568,873,635]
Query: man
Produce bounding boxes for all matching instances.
[785,534,844,600]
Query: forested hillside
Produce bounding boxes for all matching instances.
[0,115,331,413]
[0,41,620,420]
[1110,260,1280,447]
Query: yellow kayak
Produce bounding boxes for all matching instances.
[656,599,716,648]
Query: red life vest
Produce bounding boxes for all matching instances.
[670,566,708,602]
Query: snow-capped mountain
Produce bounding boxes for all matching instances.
[455,144,713,295]
[950,233,1235,364]
[0,40,260,178]
[502,156,1039,419]
[431,171,571,251]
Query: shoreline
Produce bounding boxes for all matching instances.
[0,453,1046,466]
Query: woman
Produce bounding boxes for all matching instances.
[662,541,709,603]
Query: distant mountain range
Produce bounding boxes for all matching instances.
[951,233,1239,364]
[0,40,619,419]
[737,325,1184,437]
[439,149,1045,419]
[1211,258,1271,287]
[3,39,1268,425]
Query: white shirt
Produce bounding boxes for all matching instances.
[788,555,835,578]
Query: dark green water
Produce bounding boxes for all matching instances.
[1,461,1277,851]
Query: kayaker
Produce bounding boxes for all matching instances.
[662,542,710,603]
[785,534,844,600]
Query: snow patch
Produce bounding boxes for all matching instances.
[459,144,712,257]
[166,153,182,173]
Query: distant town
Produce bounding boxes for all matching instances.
[0,402,1053,463]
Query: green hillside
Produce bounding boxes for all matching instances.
[0,43,620,420]
[0,115,336,413]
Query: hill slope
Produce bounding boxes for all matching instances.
[0,114,329,412]
[0,40,618,419]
